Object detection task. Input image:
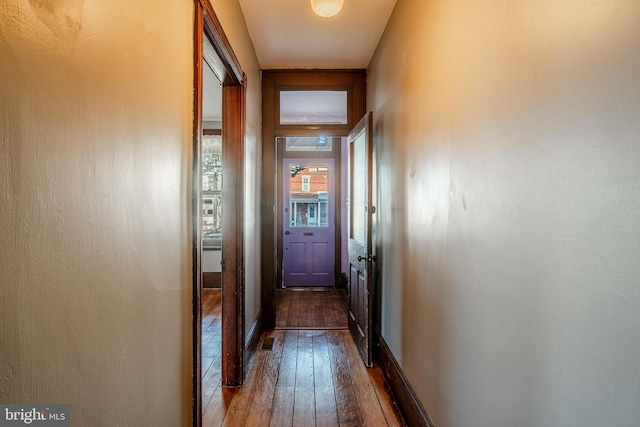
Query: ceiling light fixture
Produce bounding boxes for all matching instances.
[310,0,344,18]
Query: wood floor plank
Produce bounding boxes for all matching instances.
[202,289,221,352]
[315,385,339,427]
[293,386,316,427]
[201,290,222,399]
[244,331,285,426]
[291,291,304,327]
[292,329,316,426]
[202,355,222,398]
[369,364,403,426]
[323,305,339,328]
[202,387,237,427]
[312,331,333,388]
[220,352,267,427]
[277,330,299,387]
[269,386,295,427]
[313,295,325,327]
[276,292,291,328]
[341,330,397,426]
[296,331,314,388]
[202,328,221,359]
[326,331,364,426]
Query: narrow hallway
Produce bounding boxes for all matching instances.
[201,289,401,426]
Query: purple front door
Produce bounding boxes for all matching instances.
[283,158,335,286]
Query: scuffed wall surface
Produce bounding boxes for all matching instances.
[368,0,640,425]
[0,0,193,425]
[210,0,262,335]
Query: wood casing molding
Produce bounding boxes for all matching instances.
[376,330,435,427]
[200,0,244,86]
[220,84,245,387]
[194,0,247,425]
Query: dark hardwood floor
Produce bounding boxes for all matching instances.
[201,288,401,426]
[276,288,349,329]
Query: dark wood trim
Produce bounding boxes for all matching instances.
[194,0,246,424]
[203,129,222,136]
[201,0,244,86]
[377,331,435,427]
[202,272,221,288]
[263,69,366,134]
[261,70,366,329]
[260,72,277,330]
[221,84,245,386]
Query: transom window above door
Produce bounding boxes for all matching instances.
[280,90,347,125]
[285,136,333,152]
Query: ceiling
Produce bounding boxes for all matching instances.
[237,0,398,69]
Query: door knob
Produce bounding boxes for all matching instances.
[357,255,366,262]
[284,230,290,235]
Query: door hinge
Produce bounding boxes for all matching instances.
[220,259,226,272]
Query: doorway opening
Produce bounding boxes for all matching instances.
[261,70,367,329]
[275,135,348,329]
[193,1,246,426]
[278,135,344,288]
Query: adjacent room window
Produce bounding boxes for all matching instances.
[202,134,222,242]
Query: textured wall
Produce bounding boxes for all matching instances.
[0,0,193,425]
[368,0,640,425]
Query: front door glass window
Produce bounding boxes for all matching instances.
[285,136,333,152]
[289,163,330,227]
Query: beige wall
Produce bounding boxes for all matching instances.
[368,0,640,425]
[209,0,262,341]
[0,0,259,425]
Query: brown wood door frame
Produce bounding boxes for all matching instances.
[193,1,246,425]
[261,70,366,329]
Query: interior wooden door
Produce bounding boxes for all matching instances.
[348,112,374,367]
